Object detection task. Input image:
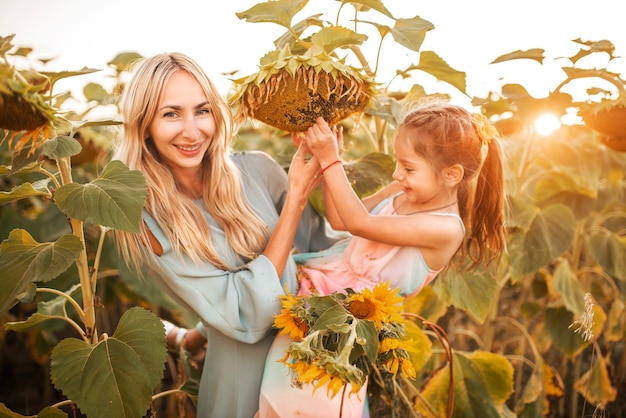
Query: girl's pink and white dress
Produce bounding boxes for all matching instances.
[256,194,464,418]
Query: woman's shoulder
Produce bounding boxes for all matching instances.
[231,150,281,171]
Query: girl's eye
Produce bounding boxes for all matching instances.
[197,108,211,116]
[163,111,177,118]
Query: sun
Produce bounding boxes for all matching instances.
[534,113,561,136]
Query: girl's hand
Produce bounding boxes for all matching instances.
[303,117,341,166]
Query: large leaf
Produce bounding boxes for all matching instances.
[0,403,68,417]
[586,230,626,281]
[355,318,378,361]
[412,51,467,95]
[0,179,51,204]
[310,152,394,216]
[344,152,395,198]
[515,360,565,417]
[403,285,447,323]
[551,259,586,315]
[310,26,367,54]
[40,68,101,86]
[50,307,167,418]
[0,229,82,315]
[345,0,394,19]
[404,320,432,372]
[415,351,513,418]
[236,0,308,29]
[311,303,348,331]
[490,49,545,65]
[574,353,617,405]
[5,284,83,332]
[54,160,147,232]
[41,135,82,159]
[391,16,434,53]
[431,268,499,322]
[517,204,576,275]
[533,171,597,203]
[544,306,606,358]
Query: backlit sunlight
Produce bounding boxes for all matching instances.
[534,113,561,136]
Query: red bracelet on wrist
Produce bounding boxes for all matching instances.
[321,160,342,175]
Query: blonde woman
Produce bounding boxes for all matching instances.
[112,52,339,418]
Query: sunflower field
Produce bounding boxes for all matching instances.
[1,1,625,417]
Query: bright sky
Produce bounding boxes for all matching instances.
[1,0,624,109]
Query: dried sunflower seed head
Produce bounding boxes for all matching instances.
[230,48,375,132]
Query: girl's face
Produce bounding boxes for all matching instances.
[148,70,215,178]
[392,131,446,204]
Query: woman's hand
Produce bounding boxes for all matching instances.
[288,141,322,197]
[303,117,342,167]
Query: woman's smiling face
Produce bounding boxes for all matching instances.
[148,70,215,178]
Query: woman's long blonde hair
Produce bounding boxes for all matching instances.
[113,52,269,272]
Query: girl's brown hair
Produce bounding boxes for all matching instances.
[400,101,506,269]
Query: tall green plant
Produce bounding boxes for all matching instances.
[0,35,170,418]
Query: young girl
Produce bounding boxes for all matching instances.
[257,101,506,417]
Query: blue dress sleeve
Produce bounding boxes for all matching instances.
[144,212,285,344]
[234,151,344,253]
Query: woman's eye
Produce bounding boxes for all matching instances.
[163,111,177,118]
[198,108,211,116]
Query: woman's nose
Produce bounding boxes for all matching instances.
[182,115,200,139]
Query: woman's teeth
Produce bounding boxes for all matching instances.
[176,144,200,151]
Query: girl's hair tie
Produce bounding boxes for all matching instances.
[471,113,498,144]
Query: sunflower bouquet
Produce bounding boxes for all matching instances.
[273,281,417,399]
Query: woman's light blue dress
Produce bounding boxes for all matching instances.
[142,151,340,418]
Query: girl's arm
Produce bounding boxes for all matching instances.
[317,125,402,230]
[303,118,463,263]
[324,178,402,231]
[361,181,403,211]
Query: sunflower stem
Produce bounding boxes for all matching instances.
[338,318,358,365]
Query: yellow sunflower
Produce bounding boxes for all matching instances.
[401,358,417,380]
[346,290,385,326]
[370,281,404,323]
[274,309,309,341]
[380,337,418,379]
[296,360,363,398]
[379,336,418,353]
[278,288,304,310]
[313,369,352,398]
[346,281,403,328]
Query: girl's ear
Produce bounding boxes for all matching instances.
[444,164,464,186]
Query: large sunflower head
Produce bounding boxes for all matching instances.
[229,46,375,132]
[0,64,57,155]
